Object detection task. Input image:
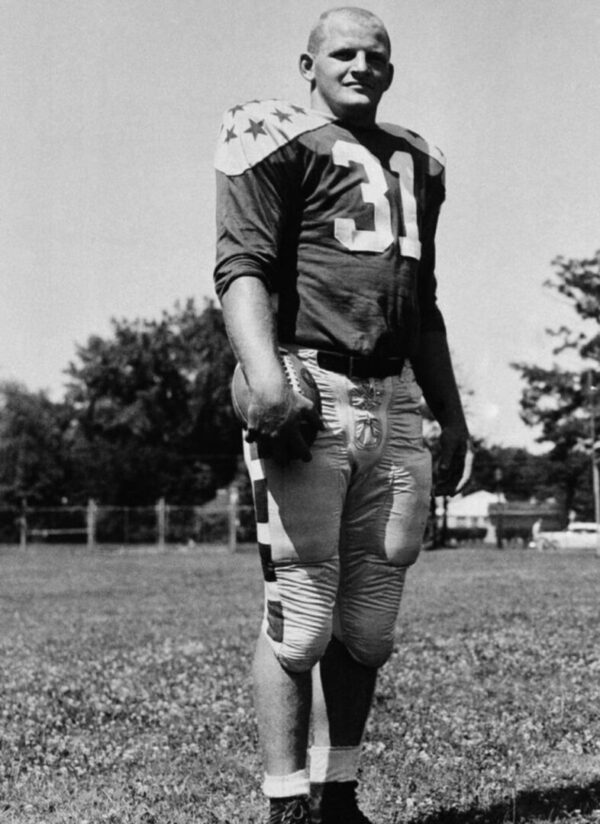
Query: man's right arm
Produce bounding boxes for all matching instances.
[214,105,319,461]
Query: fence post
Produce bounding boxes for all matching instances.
[228,484,239,553]
[86,499,97,549]
[19,502,27,550]
[156,497,166,550]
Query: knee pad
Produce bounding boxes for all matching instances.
[265,622,331,673]
[337,629,394,669]
[335,562,407,669]
[262,560,339,673]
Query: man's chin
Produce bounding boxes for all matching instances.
[334,97,378,125]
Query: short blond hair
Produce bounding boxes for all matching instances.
[307,7,391,56]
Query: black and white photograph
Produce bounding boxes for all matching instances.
[1,2,599,822]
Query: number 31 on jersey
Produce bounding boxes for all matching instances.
[331,140,421,259]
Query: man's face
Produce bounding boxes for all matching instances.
[301,14,393,126]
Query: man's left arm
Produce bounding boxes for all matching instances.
[411,329,470,496]
[410,154,469,495]
[412,151,471,495]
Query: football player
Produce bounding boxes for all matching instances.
[214,7,470,823]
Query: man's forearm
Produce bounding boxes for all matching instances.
[220,276,284,389]
[411,329,468,432]
[220,275,318,462]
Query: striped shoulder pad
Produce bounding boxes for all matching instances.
[379,123,446,177]
[215,99,332,176]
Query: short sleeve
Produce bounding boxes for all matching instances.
[213,100,329,299]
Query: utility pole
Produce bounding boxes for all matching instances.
[586,370,600,553]
[493,467,504,548]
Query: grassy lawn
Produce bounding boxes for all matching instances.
[0,543,599,823]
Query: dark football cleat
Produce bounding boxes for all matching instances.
[268,795,312,824]
[314,781,374,824]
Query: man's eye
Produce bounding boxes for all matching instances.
[332,50,355,61]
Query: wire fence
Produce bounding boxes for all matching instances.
[0,492,570,552]
[0,488,256,551]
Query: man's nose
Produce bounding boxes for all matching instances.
[350,51,369,73]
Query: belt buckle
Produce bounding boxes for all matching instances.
[348,355,370,380]
[348,355,357,378]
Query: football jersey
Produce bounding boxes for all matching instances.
[214,99,446,359]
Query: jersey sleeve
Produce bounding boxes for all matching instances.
[417,156,446,335]
[214,153,289,299]
[213,100,327,299]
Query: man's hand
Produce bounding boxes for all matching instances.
[246,374,322,465]
[220,278,322,464]
[435,426,472,497]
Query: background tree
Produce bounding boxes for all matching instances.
[513,251,600,518]
[0,382,71,506]
[467,442,580,504]
[65,298,239,505]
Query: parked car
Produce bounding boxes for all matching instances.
[535,521,600,553]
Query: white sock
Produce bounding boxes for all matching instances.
[309,745,361,783]
[263,768,310,798]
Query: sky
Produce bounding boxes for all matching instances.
[1,0,599,451]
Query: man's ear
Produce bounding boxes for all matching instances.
[384,62,395,91]
[299,52,315,82]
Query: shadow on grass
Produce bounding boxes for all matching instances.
[412,779,600,823]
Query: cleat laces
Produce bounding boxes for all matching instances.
[270,796,311,824]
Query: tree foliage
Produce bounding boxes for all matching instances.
[0,300,241,509]
[512,251,600,517]
[468,441,594,517]
[0,382,71,506]
[64,299,239,505]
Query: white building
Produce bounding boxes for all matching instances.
[436,490,505,543]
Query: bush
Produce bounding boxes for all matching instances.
[445,526,488,544]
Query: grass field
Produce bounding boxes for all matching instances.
[0,543,599,824]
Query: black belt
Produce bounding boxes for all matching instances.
[316,350,405,379]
